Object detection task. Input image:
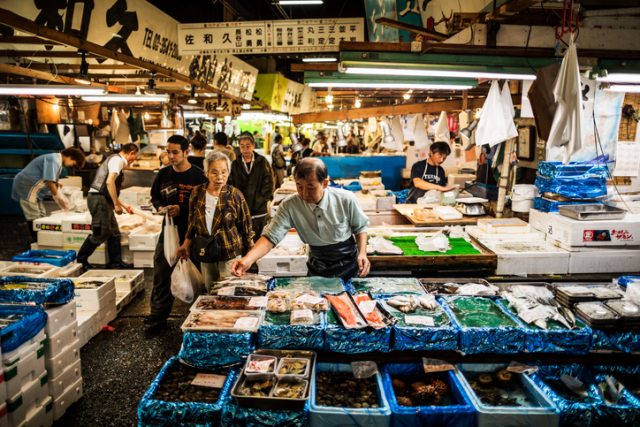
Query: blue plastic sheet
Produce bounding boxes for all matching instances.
[392,189,410,204]
[617,276,640,288]
[329,180,362,192]
[179,332,254,369]
[534,175,607,199]
[257,312,325,350]
[537,162,609,179]
[438,297,526,355]
[590,328,640,353]
[593,373,640,426]
[220,401,309,427]
[12,249,76,267]
[381,363,476,427]
[324,310,391,353]
[137,357,237,427]
[0,276,74,305]
[0,304,47,353]
[533,197,601,213]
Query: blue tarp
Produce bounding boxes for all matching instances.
[220,401,309,427]
[0,276,74,305]
[0,304,47,353]
[179,332,254,369]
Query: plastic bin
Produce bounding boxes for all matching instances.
[381,363,476,427]
[456,363,559,427]
[257,311,325,351]
[12,249,76,267]
[310,362,391,427]
[324,310,391,353]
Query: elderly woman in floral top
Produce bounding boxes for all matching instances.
[178,151,254,291]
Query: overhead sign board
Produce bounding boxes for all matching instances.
[178,18,365,55]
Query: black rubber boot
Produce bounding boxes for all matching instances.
[106,235,133,269]
[77,238,99,270]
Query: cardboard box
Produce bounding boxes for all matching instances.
[45,301,77,337]
[550,213,640,247]
[48,359,81,399]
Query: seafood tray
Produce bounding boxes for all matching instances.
[310,362,391,427]
[381,363,476,427]
[79,269,144,293]
[0,263,58,278]
[181,310,263,333]
[558,204,626,221]
[604,300,640,328]
[266,290,328,313]
[12,249,76,267]
[213,276,269,297]
[440,296,526,354]
[419,278,495,296]
[574,302,621,329]
[190,295,260,311]
[231,349,315,410]
[554,283,625,307]
[137,356,236,426]
[456,364,558,427]
[325,292,393,330]
[257,311,325,351]
[271,276,348,295]
[350,277,425,298]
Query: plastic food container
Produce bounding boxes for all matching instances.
[276,358,310,379]
[244,354,277,378]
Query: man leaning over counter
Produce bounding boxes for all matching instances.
[231,157,370,280]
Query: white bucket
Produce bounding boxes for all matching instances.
[511,184,538,213]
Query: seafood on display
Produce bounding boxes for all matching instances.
[385,295,438,313]
[325,292,367,329]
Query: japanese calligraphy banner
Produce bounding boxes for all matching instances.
[253,73,310,114]
[6,0,258,100]
[203,99,242,116]
[178,18,365,55]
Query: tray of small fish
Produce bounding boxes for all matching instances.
[555,283,625,307]
[231,349,315,410]
[350,277,425,298]
[190,295,263,311]
[0,276,74,305]
[181,310,264,333]
[604,300,640,328]
[212,276,270,297]
[420,278,497,296]
[0,263,59,278]
[12,249,76,267]
[574,302,621,329]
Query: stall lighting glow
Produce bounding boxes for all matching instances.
[242,104,252,109]
[302,57,337,62]
[0,85,106,96]
[354,98,362,108]
[597,73,640,84]
[278,0,323,4]
[342,65,536,81]
[184,112,212,118]
[325,93,334,104]
[308,82,474,90]
[603,84,640,93]
[81,94,170,102]
[239,112,290,122]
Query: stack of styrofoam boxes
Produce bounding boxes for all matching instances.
[0,263,59,279]
[117,212,157,267]
[42,262,84,279]
[257,232,308,277]
[71,277,117,347]
[60,212,110,267]
[3,324,52,427]
[119,186,152,208]
[32,212,66,251]
[44,302,82,421]
[129,225,161,268]
[473,217,570,275]
[529,208,640,274]
[79,269,144,317]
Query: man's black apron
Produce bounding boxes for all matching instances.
[307,236,359,281]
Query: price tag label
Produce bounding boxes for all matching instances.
[217,286,236,296]
[191,373,227,388]
[422,357,455,373]
[351,361,378,379]
[248,296,268,307]
[405,315,435,326]
[234,316,259,331]
[290,308,313,324]
[358,300,377,315]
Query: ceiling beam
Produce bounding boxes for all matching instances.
[0,35,60,45]
[26,63,139,70]
[374,17,448,41]
[0,49,100,58]
[290,63,339,72]
[0,8,246,102]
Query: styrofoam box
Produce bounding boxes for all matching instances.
[133,250,154,268]
[567,246,640,274]
[45,340,80,378]
[60,212,92,234]
[2,329,46,366]
[33,215,64,232]
[477,217,530,234]
[0,368,6,406]
[45,321,78,357]
[76,287,116,314]
[122,245,133,264]
[548,213,640,247]
[49,359,81,399]
[45,301,76,337]
[128,227,160,251]
[23,395,53,427]
[3,342,45,399]
[483,240,570,275]
[257,253,308,277]
[356,195,377,211]
[37,231,64,248]
[376,195,396,211]
[62,232,91,246]
[79,270,144,293]
[58,176,82,189]
[63,242,108,265]
[42,262,83,279]
[0,402,7,427]
[76,310,100,348]
[0,263,58,278]
[7,370,48,427]
[466,225,546,244]
[73,277,116,310]
[528,208,557,235]
[119,186,151,206]
[99,306,117,326]
[52,377,83,421]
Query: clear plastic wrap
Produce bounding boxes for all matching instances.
[179,331,255,369]
[0,276,74,305]
[220,400,309,427]
[533,197,600,213]
[271,277,350,294]
[350,277,425,298]
[137,357,237,427]
[257,311,326,350]
[324,310,391,354]
[0,304,47,353]
[534,175,607,200]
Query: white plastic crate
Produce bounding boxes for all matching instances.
[128,227,160,251]
[48,359,81,399]
[76,310,100,348]
[52,377,83,421]
[2,329,46,366]
[72,277,116,311]
[99,306,116,326]
[466,226,546,244]
[45,340,80,378]
[42,262,83,279]
[79,269,144,293]
[45,321,79,358]
[133,250,154,268]
[0,263,58,278]
[477,217,530,234]
[23,395,53,427]
[45,301,77,337]
[61,212,92,234]
[7,370,48,427]
[3,342,46,399]
[37,231,64,248]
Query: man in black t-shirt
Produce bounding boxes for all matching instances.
[145,135,207,335]
[406,141,458,203]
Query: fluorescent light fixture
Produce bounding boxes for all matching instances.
[308,82,474,90]
[81,94,170,102]
[278,0,323,4]
[603,84,640,93]
[342,65,536,81]
[302,57,337,63]
[0,84,106,96]
[597,73,640,84]
[239,112,290,122]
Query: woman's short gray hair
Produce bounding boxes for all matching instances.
[204,151,231,173]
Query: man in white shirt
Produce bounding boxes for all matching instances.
[231,158,370,280]
[77,143,139,269]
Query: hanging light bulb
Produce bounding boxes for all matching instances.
[325,93,333,104]
[354,98,362,108]
[403,90,412,100]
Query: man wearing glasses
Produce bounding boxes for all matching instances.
[145,135,207,336]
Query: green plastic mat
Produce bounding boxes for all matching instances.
[387,236,481,256]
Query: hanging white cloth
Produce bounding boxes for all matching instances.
[435,111,450,142]
[547,37,583,164]
[115,109,132,145]
[475,80,518,147]
[413,114,430,149]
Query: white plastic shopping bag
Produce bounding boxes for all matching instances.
[163,213,179,267]
[171,259,196,303]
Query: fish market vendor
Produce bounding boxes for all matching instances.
[406,141,458,203]
[231,158,370,280]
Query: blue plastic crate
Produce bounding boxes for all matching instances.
[0,276,74,305]
[137,357,237,427]
[12,249,76,267]
[221,400,309,427]
[0,304,47,353]
[178,331,255,369]
[381,363,476,427]
[324,310,391,353]
[310,362,391,427]
[257,311,326,350]
[439,296,526,355]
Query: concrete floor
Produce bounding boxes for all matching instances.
[0,215,192,426]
